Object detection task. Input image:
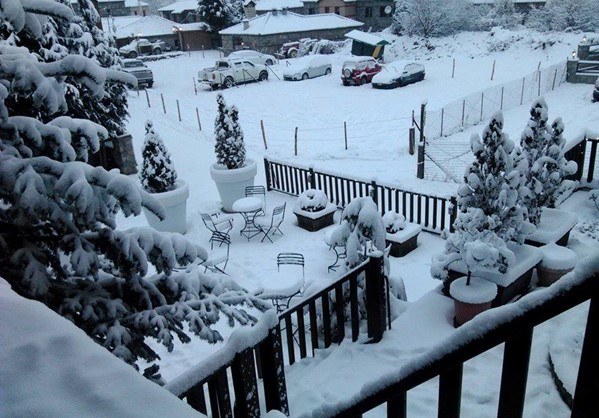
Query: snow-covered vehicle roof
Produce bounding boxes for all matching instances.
[372,61,424,84]
[283,55,331,75]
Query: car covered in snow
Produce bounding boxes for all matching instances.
[277,38,318,59]
[372,61,425,89]
[198,58,269,89]
[283,55,332,81]
[341,56,382,86]
[121,59,153,88]
[227,50,276,66]
[119,39,165,58]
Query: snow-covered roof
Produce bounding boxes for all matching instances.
[124,0,149,7]
[220,11,363,36]
[470,0,545,3]
[102,15,204,39]
[0,279,199,418]
[255,0,304,11]
[158,0,198,13]
[345,29,390,46]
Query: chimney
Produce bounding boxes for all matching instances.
[272,9,278,16]
[242,19,249,30]
[243,1,256,19]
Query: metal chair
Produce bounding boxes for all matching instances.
[245,185,266,216]
[255,202,286,243]
[201,212,233,248]
[202,231,230,274]
[261,252,305,312]
[277,252,305,278]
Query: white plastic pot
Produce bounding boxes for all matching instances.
[143,180,189,234]
[210,158,257,212]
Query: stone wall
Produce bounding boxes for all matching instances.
[354,0,394,31]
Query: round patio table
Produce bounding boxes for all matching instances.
[232,197,263,241]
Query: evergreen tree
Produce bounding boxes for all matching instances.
[214,94,246,169]
[0,0,268,379]
[140,120,177,193]
[197,0,233,32]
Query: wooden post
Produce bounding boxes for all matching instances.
[202,45,205,58]
[419,102,426,144]
[365,254,386,343]
[176,99,181,122]
[452,58,455,78]
[294,127,298,156]
[196,107,202,131]
[258,327,289,415]
[263,158,272,191]
[308,167,316,189]
[417,102,426,179]
[497,329,533,418]
[500,86,504,110]
[344,121,348,150]
[490,59,496,81]
[409,127,415,155]
[520,77,525,105]
[461,100,465,127]
[537,70,542,96]
[193,77,197,95]
[161,93,166,114]
[145,89,151,108]
[261,119,268,150]
[480,92,484,122]
[440,108,444,137]
[552,68,558,90]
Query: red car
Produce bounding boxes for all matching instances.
[341,57,383,86]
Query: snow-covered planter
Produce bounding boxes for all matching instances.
[140,120,189,233]
[449,275,497,327]
[211,94,256,211]
[293,189,336,231]
[536,243,577,287]
[524,207,578,248]
[383,212,422,257]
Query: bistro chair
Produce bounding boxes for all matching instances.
[255,202,286,243]
[245,185,266,216]
[201,212,234,248]
[202,231,230,274]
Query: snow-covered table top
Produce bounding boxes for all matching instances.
[232,196,262,213]
[450,242,542,287]
[386,222,423,244]
[526,207,578,245]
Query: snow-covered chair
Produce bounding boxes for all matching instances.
[258,252,305,312]
[202,232,230,274]
[201,212,234,248]
[255,203,286,243]
[245,185,266,216]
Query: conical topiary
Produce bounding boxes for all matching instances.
[140,120,177,193]
[214,94,246,169]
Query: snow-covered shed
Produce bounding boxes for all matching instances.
[345,29,390,59]
[219,10,363,54]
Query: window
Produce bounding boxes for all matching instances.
[365,7,372,18]
[335,6,340,14]
[324,6,330,13]
[308,7,315,14]
[380,6,386,17]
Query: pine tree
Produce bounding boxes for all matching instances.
[432,112,531,282]
[214,94,246,169]
[197,0,233,32]
[140,120,178,193]
[0,0,268,379]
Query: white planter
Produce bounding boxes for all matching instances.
[210,158,257,212]
[143,180,189,234]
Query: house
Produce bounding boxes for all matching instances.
[158,0,201,24]
[243,0,305,18]
[219,9,363,54]
[345,29,390,59]
[84,0,150,17]
[301,0,357,19]
[102,14,211,51]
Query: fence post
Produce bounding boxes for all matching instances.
[161,93,166,114]
[461,100,465,127]
[500,87,504,110]
[264,158,272,191]
[145,89,151,108]
[440,108,444,137]
[344,121,348,150]
[370,179,378,206]
[409,127,415,155]
[294,127,298,156]
[230,348,260,417]
[490,59,496,81]
[258,326,290,415]
[452,58,455,78]
[176,100,181,122]
[261,120,268,150]
[365,254,386,343]
[449,196,458,233]
[196,108,202,131]
[193,77,197,95]
[480,92,484,122]
[552,67,558,90]
[309,166,316,189]
[417,141,425,179]
[520,77,525,105]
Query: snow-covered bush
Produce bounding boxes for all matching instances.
[341,197,387,268]
[0,0,268,380]
[214,94,246,169]
[296,189,328,212]
[525,0,599,32]
[197,0,239,32]
[518,98,577,225]
[383,212,406,234]
[476,0,523,30]
[140,120,177,194]
[432,112,531,281]
[393,0,475,37]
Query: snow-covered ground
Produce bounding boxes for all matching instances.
[3,29,598,417]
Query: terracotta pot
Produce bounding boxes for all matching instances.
[449,276,497,327]
[537,265,574,287]
[453,299,493,327]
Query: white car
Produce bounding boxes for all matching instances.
[119,39,165,58]
[227,50,276,66]
[283,55,332,81]
[121,59,153,88]
[198,58,269,89]
[372,61,425,89]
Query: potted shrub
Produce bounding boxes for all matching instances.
[383,211,422,257]
[209,94,257,212]
[536,243,577,287]
[140,120,189,234]
[517,99,578,246]
[293,188,336,231]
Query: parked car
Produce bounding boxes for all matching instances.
[372,61,425,89]
[283,55,332,81]
[198,58,268,89]
[341,56,382,86]
[121,59,153,88]
[593,78,599,102]
[277,38,318,59]
[119,39,165,58]
[227,50,276,66]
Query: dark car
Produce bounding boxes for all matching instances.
[372,62,425,89]
[121,59,153,88]
[341,57,382,86]
[594,78,599,102]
